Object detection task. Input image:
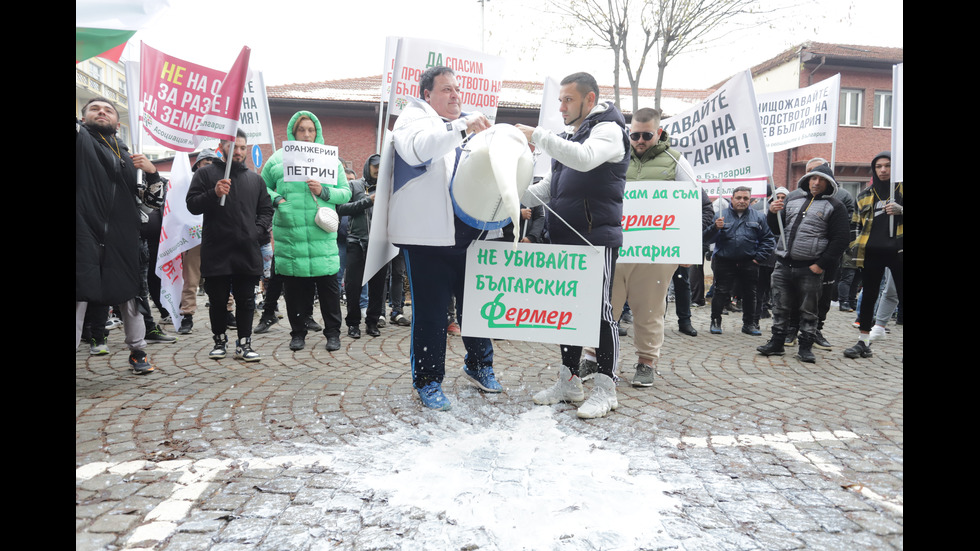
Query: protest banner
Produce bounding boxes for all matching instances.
[891,63,903,183]
[890,62,903,237]
[757,74,840,153]
[139,43,250,152]
[154,153,202,328]
[533,76,564,178]
[662,70,770,198]
[281,141,340,185]
[461,242,603,346]
[618,180,703,264]
[386,37,505,121]
[239,71,275,146]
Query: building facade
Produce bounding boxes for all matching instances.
[749,42,903,199]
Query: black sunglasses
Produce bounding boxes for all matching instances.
[629,131,657,141]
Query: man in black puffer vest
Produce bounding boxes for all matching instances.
[518,72,629,419]
[758,165,849,363]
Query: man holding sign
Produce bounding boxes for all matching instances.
[844,152,903,360]
[703,186,775,337]
[609,107,711,388]
[518,72,629,419]
[759,165,849,363]
[186,129,273,362]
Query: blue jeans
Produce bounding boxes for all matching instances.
[770,262,823,340]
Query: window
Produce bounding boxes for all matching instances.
[839,89,863,126]
[88,61,103,82]
[873,91,892,128]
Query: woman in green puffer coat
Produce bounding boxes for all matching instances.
[262,111,351,351]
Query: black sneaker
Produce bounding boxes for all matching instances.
[757,336,785,356]
[678,322,698,337]
[177,316,193,335]
[209,334,228,359]
[843,340,873,359]
[741,324,762,336]
[305,317,323,332]
[325,335,341,351]
[366,324,381,337]
[812,330,832,350]
[226,311,237,328]
[348,325,361,339]
[234,337,261,362]
[145,324,177,344]
[391,314,411,326]
[129,350,154,375]
[289,335,305,351]
[796,345,816,363]
[578,358,599,380]
[710,319,722,334]
[254,316,278,334]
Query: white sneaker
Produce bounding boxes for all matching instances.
[89,342,109,355]
[869,325,888,342]
[576,373,618,419]
[234,338,261,362]
[533,365,585,405]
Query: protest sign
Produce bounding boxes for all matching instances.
[618,180,704,264]
[662,70,769,198]
[281,141,340,185]
[757,74,840,153]
[155,153,202,328]
[533,76,564,178]
[386,37,505,121]
[461,242,603,346]
[139,43,250,152]
[891,63,903,183]
[238,71,275,146]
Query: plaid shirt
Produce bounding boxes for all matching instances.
[851,182,903,268]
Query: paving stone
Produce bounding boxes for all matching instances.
[77,305,902,550]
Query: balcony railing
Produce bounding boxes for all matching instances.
[76,69,126,105]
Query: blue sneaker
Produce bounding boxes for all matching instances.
[462,365,503,393]
[416,381,452,410]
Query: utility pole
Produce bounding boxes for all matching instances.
[477,0,490,51]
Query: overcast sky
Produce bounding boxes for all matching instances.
[125,0,903,92]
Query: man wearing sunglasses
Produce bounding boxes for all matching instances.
[612,108,713,387]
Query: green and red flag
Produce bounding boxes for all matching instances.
[76,1,170,63]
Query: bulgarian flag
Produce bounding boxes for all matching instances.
[76,0,169,63]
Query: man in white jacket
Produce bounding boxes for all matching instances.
[383,66,501,410]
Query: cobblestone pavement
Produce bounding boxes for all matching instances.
[77,298,903,551]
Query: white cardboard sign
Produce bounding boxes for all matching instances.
[618,180,704,264]
[461,242,603,346]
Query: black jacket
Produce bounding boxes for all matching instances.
[336,155,380,246]
[76,121,158,304]
[186,160,273,277]
[547,102,630,248]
